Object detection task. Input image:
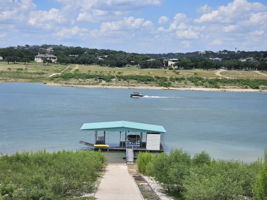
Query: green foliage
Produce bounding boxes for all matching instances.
[0,151,105,200]
[183,164,243,200]
[192,151,211,166]
[138,150,191,193]
[253,149,267,200]
[183,160,259,200]
[175,76,267,89]
[253,165,267,200]
[158,80,172,88]
[137,149,263,200]
[137,152,154,175]
[1,45,266,70]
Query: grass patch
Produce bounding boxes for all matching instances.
[1,62,267,89]
[221,70,267,80]
[0,151,105,200]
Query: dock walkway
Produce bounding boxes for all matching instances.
[95,163,143,200]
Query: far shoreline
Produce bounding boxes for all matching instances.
[44,82,267,93]
[1,80,267,93]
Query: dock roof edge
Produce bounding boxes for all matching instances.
[80,121,166,133]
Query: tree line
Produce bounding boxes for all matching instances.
[0,45,266,70]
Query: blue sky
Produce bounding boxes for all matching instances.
[0,0,266,53]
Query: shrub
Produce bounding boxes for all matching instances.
[192,151,211,166]
[0,151,105,200]
[137,152,153,175]
[137,149,261,199]
[183,164,243,200]
[253,149,267,200]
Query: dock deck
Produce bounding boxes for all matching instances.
[80,141,164,153]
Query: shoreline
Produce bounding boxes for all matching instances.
[1,80,267,93]
[45,82,267,93]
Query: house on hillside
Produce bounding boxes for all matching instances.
[68,54,79,58]
[34,54,57,63]
[0,56,3,61]
[239,57,255,62]
[209,57,222,61]
[167,58,179,67]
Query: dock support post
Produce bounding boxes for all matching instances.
[141,132,143,148]
[125,131,127,148]
[104,131,106,144]
[95,131,97,144]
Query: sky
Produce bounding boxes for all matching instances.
[0,0,267,53]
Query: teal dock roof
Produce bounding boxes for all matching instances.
[80,121,166,133]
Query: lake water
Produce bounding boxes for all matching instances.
[0,82,266,162]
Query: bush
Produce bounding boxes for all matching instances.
[137,149,261,199]
[137,152,153,175]
[0,151,105,200]
[137,150,191,193]
[183,164,243,200]
[253,149,267,200]
[192,151,211,166]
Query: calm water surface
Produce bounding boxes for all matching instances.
[0,82,266,161]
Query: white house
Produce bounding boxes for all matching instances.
[239,57,255,62]
[167,58,179,67]
[0,56,3,61]
[34,54,57,63]
[209,57,222,61]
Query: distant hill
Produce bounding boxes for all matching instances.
[0,45,266,70]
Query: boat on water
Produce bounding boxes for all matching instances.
[130,92,144,98]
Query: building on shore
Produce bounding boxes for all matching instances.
[167,58,179,67]
[34,54,57,63]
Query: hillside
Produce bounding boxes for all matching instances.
[1,62,267,91]
[0,45,267,70]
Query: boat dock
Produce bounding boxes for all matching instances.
[80,121,166,162]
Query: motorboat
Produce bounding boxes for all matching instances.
[130,92,144,98]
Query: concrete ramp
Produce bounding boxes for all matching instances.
[95,164,143,200]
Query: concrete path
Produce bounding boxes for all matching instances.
[95,163,143,200]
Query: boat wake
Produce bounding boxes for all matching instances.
[143,95,181,99]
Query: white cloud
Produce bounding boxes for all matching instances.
[55,26,87,38]
[0,0,266,52]
[99,17,153,33]
[181,40,191,48]
[158,16,169,24]
[176,30,199,39]
[196,0,266,23]
[0,0,35,21]
[250,30,264,36]
[223,25,239,32]
[198,5,212,14]
[210,39,224,46]
[167,13,188,32]
[77,10,127,22]
[0,33,7,39]
[28,8,66,29]
[56,0,162,11]
[248,12,267,25]
[173,13,187,24]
